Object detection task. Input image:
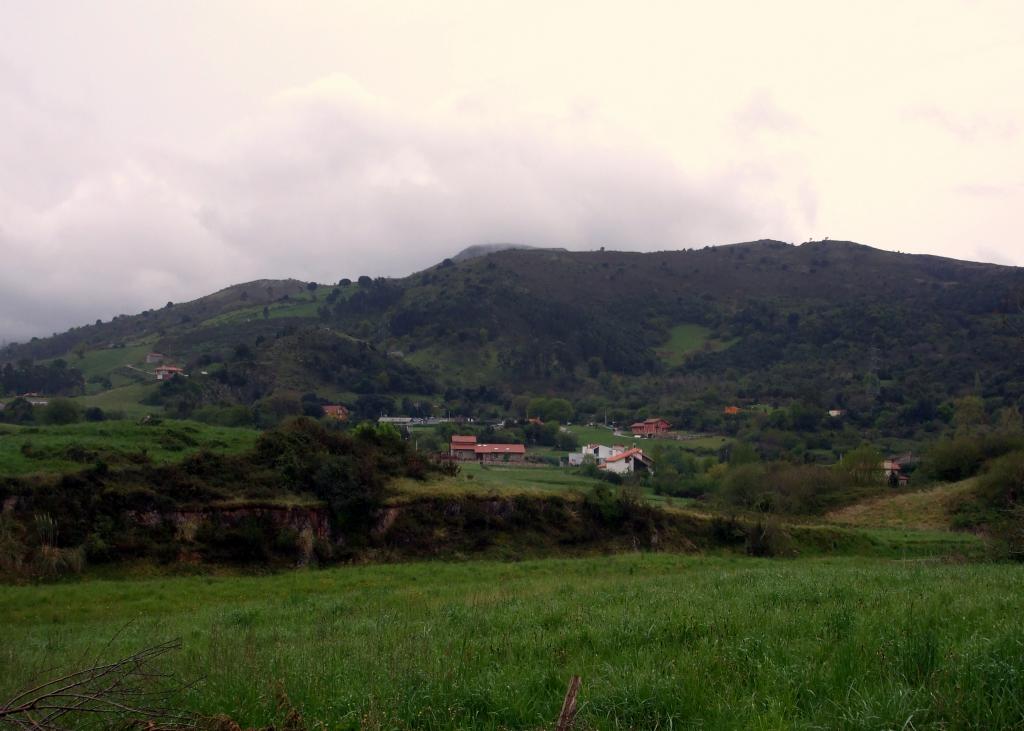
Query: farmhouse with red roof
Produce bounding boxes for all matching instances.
[630,418,670,437]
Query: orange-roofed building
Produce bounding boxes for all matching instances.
[630,418,670,437]
[323,404,349,421]
[601,447,654,475]
[724,406,741,415]
[154,365,184,381]
[450,435,478,460]
[474,443,527,463]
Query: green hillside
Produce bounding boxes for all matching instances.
[3,241,1023,441]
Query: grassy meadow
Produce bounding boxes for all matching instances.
[0,420,259,475]
[391,462,703,514]
[564,424,728,454]
[3,554,1023,729]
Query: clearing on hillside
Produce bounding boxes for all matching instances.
[655,324,735,367]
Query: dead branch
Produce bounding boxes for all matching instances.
[1,639,196,730]
[555,675,581,731]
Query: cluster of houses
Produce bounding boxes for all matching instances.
[449,434,527,463]
[568,443,654,475]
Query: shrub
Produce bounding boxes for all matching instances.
[83,406,105,422]
[42,398,82,425]
[926,437,985,482]
[976,450,1024,508]
[745,520,796,557]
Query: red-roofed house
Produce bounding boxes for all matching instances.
[450,435,478,460]
[323,404,349,421]
[474,443,527,463]
[630,418,670,437]
[601,447,654,475]
[724,406,741,415]
[154,365,184,381]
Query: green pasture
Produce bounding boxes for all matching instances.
[70,382,161,418]
[198,297,321,328]
[58,342,156,379]
[2,555,1022,729]
[393,462,606,500]
[0,420,259,476]
[566,425,728,454]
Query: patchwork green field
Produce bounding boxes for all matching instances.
[0,420,259,475]
[2,555,1022,729]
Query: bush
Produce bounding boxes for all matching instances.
[745,520,796,557]
[83,406,105,422]
[42,398,82,425]
[926,437,985,482]
[192,405,254,427]
[976,450,1024,508]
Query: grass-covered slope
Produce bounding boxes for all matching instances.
[826,479,980,531]
[2,555,1022,729]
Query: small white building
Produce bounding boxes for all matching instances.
[568,443,628,466]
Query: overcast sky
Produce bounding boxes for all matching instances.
[1,1,1022,343]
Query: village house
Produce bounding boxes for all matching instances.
[630,418,670,437]
[323,404,349,421]
[602,447,654,475]
[450,435,479,460]
[723,406,741,415]
[145,352,165,364]
[154,365,184,381]
[567,443,626,466]
[882,452,915,487]
[450,435,527,463]
[474,443,527,463]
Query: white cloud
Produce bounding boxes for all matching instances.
[1,1,1023,343]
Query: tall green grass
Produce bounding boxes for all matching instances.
[0,420,259,475]
[2,555,1022,729]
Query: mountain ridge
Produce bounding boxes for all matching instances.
[3,239,1023,437]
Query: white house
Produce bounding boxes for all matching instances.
[601,448,654,475]
[568,443,627,466]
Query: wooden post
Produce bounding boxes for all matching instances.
[555,675,581,731]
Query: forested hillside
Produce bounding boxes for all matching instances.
[3,240,1023,438]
